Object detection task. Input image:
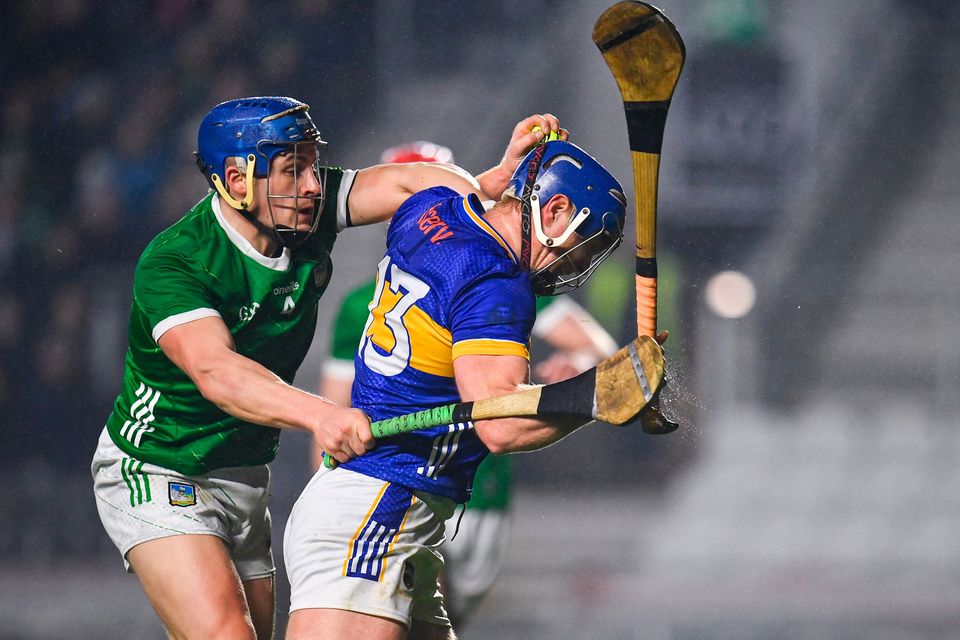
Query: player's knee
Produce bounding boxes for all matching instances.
[170,612,257,640]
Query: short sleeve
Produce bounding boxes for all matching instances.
[449,272,535,361]
[134,250,219,342]
[319,167,357,231]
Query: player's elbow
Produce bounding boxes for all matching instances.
[194,376,225,407]
[193,366,236,409]
[483,438,511,456]
[476,421,523,455]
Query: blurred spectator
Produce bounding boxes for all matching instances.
[0,1,379,476]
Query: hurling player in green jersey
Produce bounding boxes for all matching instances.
[91,96,564,640]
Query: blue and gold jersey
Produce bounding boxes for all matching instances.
[342,187,536,503]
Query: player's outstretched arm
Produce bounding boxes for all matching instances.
[475,113,568,201]
[348,113,568,226]
[347,162,485,226]
[157,316,374,463]
[453,353,591,454]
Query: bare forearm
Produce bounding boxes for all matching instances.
[196,352,333,431]
[476,414,592,454]
[475,165,514,201]
[348,163,482,225]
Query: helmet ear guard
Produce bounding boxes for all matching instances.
[528,191,591,248]
[207,154,257,210]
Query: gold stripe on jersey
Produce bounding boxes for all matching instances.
[452,338,530,360]
[367,287,454,378]
[462,198,517,264]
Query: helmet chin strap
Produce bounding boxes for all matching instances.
[210,154,257,210]
[518,144,548,271]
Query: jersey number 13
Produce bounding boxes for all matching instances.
[359,255,430,376]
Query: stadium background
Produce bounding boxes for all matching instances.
[2,1,959,638]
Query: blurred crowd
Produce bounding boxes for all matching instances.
[0,0,377,471]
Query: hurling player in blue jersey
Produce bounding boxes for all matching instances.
[284,136,628,640]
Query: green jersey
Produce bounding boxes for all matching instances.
[106,169,352,475]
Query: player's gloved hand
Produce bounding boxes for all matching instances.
[640,330,676,434]
[314,406,374,465]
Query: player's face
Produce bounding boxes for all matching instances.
[537,226,620,295]
[550,232,601,274]
[260,145,323,232]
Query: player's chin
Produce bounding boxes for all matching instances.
[279,209,314,230]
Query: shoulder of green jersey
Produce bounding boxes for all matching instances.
[211,194,290,271]
[322,357,356,382]
[152,308,222,343]
[337,169,358,231]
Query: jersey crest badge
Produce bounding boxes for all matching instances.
[238,302,260,324]
[168,481,197,507]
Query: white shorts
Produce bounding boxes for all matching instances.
[91,427,274,581]
[284,465,456,628]
[441,508,512,619]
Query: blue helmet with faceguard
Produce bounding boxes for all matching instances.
[504,140,627,295]
[195,96,327,247]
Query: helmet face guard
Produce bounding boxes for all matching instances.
[505,140,627,295]
[196,97,327,248]
[262,138,328,249]
[531,211,624,295]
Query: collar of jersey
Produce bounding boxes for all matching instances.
[460,194,518,265]
[211,194,291,271]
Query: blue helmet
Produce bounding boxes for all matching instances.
[195,96,327,247]
[506,140,626,240]
[505,140,627,295]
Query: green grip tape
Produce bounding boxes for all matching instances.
[372,403,459,438]
[322,403,462,469]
